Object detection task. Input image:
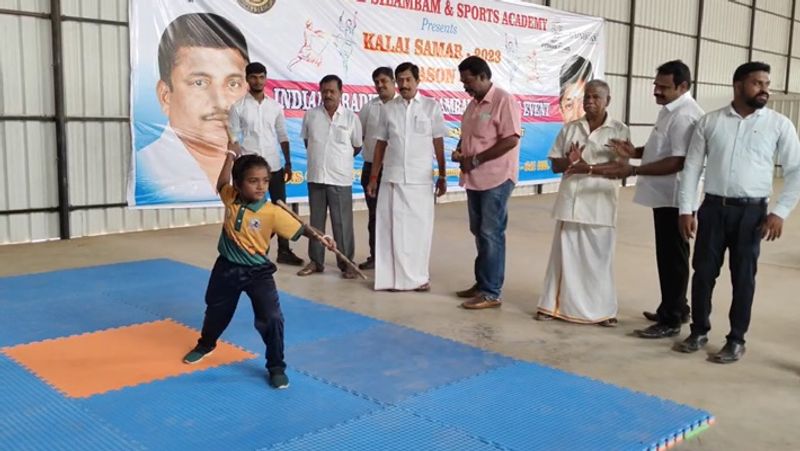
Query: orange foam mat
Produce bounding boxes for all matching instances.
[1,319,257,398]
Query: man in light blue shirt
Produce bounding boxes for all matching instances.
[676,62,800,363]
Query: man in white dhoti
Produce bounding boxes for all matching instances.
[537,80,630,326]
[366,62,447,291]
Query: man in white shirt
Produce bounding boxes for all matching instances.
[297,75,363,278]
[133,13,248,205]
[229,62,303,266]
[357,67,397,270]
[676,62,800,363]
[366,62,447,291]
[537,80,630,326]
[606,60,704,338]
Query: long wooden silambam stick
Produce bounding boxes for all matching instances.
[275,200,368,280]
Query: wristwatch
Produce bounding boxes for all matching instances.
[471,155,481,167]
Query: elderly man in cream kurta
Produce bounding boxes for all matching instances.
[366,62,448,291]
[537,80,630,326]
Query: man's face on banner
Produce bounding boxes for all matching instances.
[559,79,586,123]
[157,46,247,151]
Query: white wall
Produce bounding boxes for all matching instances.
[1,0,799,243]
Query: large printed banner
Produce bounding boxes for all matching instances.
[128,0,604,207]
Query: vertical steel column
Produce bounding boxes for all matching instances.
[624,0,636,124]
[748,0,757,61]
[50,0,70,239]
[785,0,797,94]
[693,0,705,98]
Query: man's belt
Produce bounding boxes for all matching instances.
[705,193,767,206]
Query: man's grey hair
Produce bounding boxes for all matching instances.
[585,79,610,97]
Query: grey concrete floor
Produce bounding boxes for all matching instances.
[2,187,799,450]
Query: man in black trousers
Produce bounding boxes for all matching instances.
[607,60,704,338]
[676,62,800,363]
[357,67,397,270]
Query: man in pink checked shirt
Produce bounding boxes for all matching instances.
[451,56,522,310]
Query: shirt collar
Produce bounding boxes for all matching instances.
[319,103,344,118]
[579,111,612,132]
[476,84,497,105]
[664,91,691,112]
[236,194,268,212]
[373,93,399,105]
[400,91,422,105]
[726,103,767,119]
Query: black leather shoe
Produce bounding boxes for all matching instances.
[643,310,690,324]
[674,334,708,353]
[712,341,746,364]
[634,323,680,339]
[643,311,660,322]
[358,258,374,270]
[277,250,304,266]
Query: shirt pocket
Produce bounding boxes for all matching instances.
[748,128,777,165]
[334,125,350,144]
[414,115,431,135]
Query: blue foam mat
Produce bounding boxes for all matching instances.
[288,323,516,403]
[398,362,712,451]
[78,363,381,450]
[266,406,503,451]
[0,259,714,450]
[0,356,141,450]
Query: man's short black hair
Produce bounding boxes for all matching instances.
[372,66,394,81]
[395,62,420,81]
[158,13,249,88]
[657,60,692,89]
[320,74,343,91]
[246,62,267,76]
[733,61,770,82]
[458,56,492,79]
[559,55,593,98]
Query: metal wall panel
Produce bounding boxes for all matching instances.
[66,122,127,206]
[71,206,224,238]
[632,28,696,77]
[605,74,627,121]
[628,78,660,125]
[62,0,127,21]
[0,12,57,244]
[0,14,54,115]
[62,21,128,117]
[770,96,800,129]
[636,0,698,35]
[628,125,653,148]
[791,58,800,92]
[753,11,791,53]
[703,0,752,47]
[0,212,60,244]
[0,0,49,13]
[759,0,793,17]
[0,121,58,210]
[695,83,733,113]
[751,50,788,91]
[549,0,630,22]
[792,20,800,55]
[605,21,629,74]
[697,40,749,84]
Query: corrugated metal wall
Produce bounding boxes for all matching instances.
[0,0,223,244]
[1,0,799,244]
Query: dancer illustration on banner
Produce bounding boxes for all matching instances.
[287,18,328,70]
[505,33,541,88]
[333,10,358,73]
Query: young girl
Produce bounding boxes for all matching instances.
[183,144,334,389]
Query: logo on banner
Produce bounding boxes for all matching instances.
[238,0,276,14]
